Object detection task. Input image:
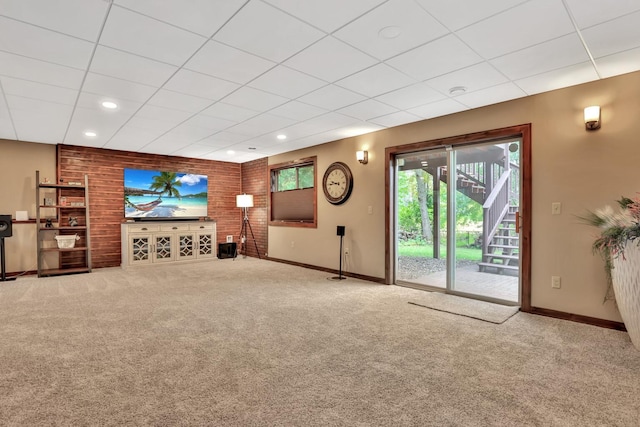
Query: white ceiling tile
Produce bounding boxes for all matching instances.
[134,104,192,126]
[67,104,134,139]
[368,111,422,127]
[114,0,246,37]
[147,89,212,113]
[408,98,468,119]
[156,123,216,144]
[297,85,367,110]
[0,16,93,69]
[90,46,178,87]
[582,11,640,59]
[387,34,483,80]
[100,6,207,66]
[263,0,386,32]
[182,114,235,132]
[104,124,167,151]
[336,63,415,97]
[184,40,276,85]
[284,36,378,82]
[454,82,527,109]
[563,0,640,29]
[226,113,296,137]
[374,83,445,109]
[490,33,590,80]
[0,0,109,41]
[426,62,508,95]
[596,47,640,79]
[82,73,157,104]
[200,103,259,122]
[415,0,526,31]
[334,0,448,60]
[123,115,177,135]
[269,101,326,121]
[137,136,191,155]
[170,143,216,159]
[248,66,326,99]
[0,51,85,90]
[515,62,599,95]
[164,69,240,101]
[329,122,384,139]
[75,91,141,115]
[221,87,289,111]
[337,99,398,121]
[456,0,574,58]
[199,131,249,147]
[6,95,73,143]
[214,0,324,63]
[1,76,78,105]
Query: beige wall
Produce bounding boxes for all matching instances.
[269,70,640,322]
[1,139,56,273]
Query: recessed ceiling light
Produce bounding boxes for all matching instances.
[101,101,118,109]
[449,86,467,96]
[226,150,235,155]
[378,26,401,39]
[84,130,97,137]
[277,134,287,140]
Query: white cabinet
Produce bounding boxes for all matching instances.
[121,221,216,267]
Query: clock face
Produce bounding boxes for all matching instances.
[322,162,353,205]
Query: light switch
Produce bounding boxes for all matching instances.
[551,202,561,215]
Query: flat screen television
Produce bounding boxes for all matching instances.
[124,168,208,220]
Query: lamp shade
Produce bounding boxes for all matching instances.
[236,194,254,208]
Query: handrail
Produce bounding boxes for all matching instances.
[482,170,510,209]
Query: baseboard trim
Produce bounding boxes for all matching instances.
[266,257,386,284]
[530,306,626,331]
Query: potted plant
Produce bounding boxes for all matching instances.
[582,195,640,349]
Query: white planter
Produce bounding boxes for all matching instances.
[611,241,640,350]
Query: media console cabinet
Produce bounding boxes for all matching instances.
[121,221,216,267]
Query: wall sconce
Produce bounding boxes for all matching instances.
[356,150,368,164]
[584,105,601,131]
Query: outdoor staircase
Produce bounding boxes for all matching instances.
[439,166,486,204]
[478,205,519,274]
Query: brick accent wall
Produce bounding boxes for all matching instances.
[58,144,241,268]
[240,158,268,258]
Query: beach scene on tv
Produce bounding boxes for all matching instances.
[124,169,208,218]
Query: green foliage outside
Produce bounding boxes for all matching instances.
[397,243,481,261]
[397,170,483,239]
[276,165,314,191]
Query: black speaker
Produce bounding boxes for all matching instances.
[0,215,12,238]
[336,225,345,236]
[218,242,237,259]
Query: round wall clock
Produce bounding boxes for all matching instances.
[322,162,353,205]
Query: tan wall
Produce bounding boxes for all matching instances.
[269,70,640,323]
[0,139,56,273]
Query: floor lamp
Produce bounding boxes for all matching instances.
[236,194,260,259]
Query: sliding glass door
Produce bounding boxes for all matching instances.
[395,139,521,305]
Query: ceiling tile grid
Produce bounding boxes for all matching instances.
[0,0,639,161]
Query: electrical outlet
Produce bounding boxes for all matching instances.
[290,241,294,248]
[368,206,373,215]
[226,235,233,243]
[551,276,561,289]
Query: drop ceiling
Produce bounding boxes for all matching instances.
[1,0,639,163]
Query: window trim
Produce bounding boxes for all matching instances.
[268,156,317,228]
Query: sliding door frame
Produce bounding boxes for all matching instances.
[385,124,532,311]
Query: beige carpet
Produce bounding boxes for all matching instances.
[409,292,520,324]
[1,258,639,426]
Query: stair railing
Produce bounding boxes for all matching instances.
[482,170,511,256]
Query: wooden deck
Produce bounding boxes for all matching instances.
[403,264,519,303]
